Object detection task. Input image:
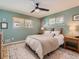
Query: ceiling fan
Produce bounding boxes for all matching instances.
[31,3,49,13]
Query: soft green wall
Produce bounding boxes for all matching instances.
[0,6,79,44]
[42,6,79,35]
[0,9,40,44]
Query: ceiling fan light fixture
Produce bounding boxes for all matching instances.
[30,2,49,13]
[35,9,40,13]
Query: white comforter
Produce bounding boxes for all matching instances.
[25,34,64,59]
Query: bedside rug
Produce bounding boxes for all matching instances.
[45,48,79,59]
[7,43,79,59]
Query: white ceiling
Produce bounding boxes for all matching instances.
[0,0,79,18]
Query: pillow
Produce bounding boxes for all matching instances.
[51,31,60,36]
[43,31,51,36]
[54,31,60,36]
[51,31,55,37]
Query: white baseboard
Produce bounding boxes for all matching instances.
[3,40,25,46]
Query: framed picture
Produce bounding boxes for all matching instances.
[73,14,79,21]
[0,22,8,29]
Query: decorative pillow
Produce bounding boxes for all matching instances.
[51,31,55,37]
[51,31,60,37]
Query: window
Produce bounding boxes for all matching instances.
[13,17,33,28]
[56,16,64,23]
[13,17,24,28]
[25,20,33,28]
[48,15,64,25]
[49,18,55,25]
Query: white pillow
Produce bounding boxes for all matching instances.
[51,31,60,36]
[43,31,51,36]
[54,31,60,36]
[51,31,55,37]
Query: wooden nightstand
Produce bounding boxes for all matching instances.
[64,36,79,53]
[0,33,1,59]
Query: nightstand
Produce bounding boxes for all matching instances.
[64,36,79,53]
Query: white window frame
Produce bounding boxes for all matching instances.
[25,19,33,28]
[49,18,55,25]
[13,17,24,28]
[55,16,64,23]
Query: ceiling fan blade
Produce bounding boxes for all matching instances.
[38,8,49,11]
[31,9,35,13]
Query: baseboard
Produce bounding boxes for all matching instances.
[3,40,25,46]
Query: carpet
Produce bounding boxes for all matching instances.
[7,43,79,59]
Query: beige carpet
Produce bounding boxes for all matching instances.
[4,43,79,59]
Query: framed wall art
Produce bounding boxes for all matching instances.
[0,22,8,29]
[73,14,79,21]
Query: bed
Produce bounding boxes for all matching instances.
[25,28,64,59]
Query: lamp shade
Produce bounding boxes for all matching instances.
[35,9,40,13]
[41,27,44,30]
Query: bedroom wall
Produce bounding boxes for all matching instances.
[42,6,79,35]
[0,9,40,44]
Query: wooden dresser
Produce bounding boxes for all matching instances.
[0,33,2,59]
[64,36,79,53]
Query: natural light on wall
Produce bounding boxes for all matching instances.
[13,17,33,28]
[13,17,24,28]
[68,21,79,36]
[69,25,76,36]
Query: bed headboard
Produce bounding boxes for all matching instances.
[50,28,63,34]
